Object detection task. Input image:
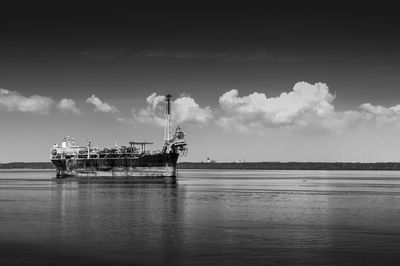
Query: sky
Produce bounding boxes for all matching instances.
[1,2,400,163]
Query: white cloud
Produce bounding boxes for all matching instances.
[0,88,54,114]
[57,98,81,114]
[357,102,400,124]
[217,82,335,133]
[129,93,213,126]
[146,93,166,112]
[173,96,213,124]
[86,94,118,113]
[215,82,400,134]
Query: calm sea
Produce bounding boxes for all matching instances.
[1,169,400,265]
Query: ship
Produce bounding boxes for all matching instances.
[50,95,187,178]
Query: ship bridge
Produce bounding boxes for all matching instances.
[129,141,153,153]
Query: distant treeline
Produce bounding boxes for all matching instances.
[178,162,400,171]
[2,161,400,171]
[0,162,55,169]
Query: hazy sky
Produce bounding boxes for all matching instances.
[1,2,400,162]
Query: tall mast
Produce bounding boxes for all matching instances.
[164,94,172,147]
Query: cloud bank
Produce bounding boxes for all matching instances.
[86,94,119,113]
[217,82,336,133]
[4,82,400,136]
[0,88,54,114]
[215,82,400,134]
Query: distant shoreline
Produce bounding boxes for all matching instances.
[179,162,400,170]
[2,162,400,171]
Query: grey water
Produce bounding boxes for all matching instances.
[1,170,400,265]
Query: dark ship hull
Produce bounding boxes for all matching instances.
[52,152,179,178]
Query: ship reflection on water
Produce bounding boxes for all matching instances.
[54,177,178,185]
[50,177,183,265]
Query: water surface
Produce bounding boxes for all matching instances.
[1,170,400,265]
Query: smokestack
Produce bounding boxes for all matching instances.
[164,95,172,146]
[166,94,171,115]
